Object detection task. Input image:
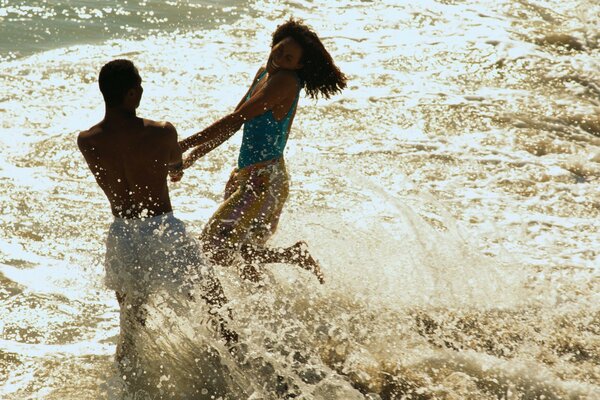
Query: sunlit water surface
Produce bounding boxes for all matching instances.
[0,0,599,398]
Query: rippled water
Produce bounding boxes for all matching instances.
[1,0,599,398]
[0,0,244,60]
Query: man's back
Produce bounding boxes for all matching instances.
[78,116,179,218]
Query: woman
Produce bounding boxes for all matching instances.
[178,19,346,283]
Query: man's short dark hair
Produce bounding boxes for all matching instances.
[98,59,141,107]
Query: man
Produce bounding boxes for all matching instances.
[77,59,235,365]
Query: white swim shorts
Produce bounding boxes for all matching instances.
[105,212,212,298]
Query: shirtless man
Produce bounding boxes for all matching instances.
[77,59,235,364]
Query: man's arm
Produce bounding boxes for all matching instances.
[181,71,298,169]
[164,122,184,182]
[77,131,101,176]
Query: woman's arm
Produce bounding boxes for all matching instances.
[233,67,266,112]
[181,113,244,168]
[182,71,299,169]
[180,67,266,153]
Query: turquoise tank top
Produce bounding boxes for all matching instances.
[237,70,301,169]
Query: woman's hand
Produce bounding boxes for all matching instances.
[182,154,196,170]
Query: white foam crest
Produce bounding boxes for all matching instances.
[0,262,90,300]
[0,338,113,358]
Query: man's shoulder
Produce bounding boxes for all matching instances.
[77,123,103,148]
[142,119,177,138]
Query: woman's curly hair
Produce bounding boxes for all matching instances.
[272,19,347,99]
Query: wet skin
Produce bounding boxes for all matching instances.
[78,82,182,219]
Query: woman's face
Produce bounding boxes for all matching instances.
[267,37,303,73]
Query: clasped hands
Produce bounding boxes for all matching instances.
[169,143,202,182]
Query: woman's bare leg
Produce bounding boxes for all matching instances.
[201,161,323,283]
[240,241,324,284]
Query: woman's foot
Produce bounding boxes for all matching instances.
[290,241,325,284]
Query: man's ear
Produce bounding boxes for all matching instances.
[126,88,137,99]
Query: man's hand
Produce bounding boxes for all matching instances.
[168,161,184,182]
[169,169,184,182]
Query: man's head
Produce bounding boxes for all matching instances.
[98,59,143,110]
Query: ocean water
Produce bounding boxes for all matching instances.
[0,0,599,399]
